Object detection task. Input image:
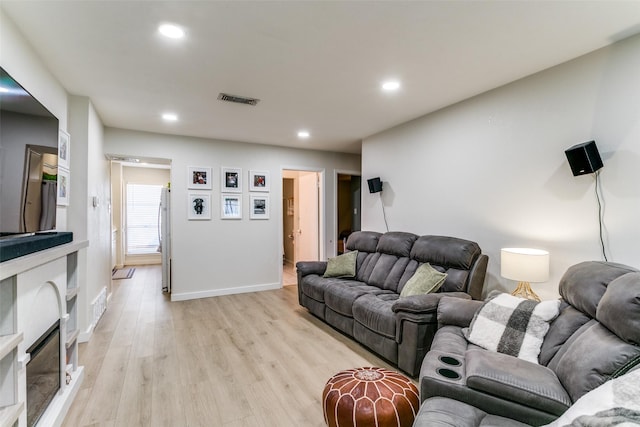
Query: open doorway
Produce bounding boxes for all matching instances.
[336,173,361,254]
[282,169,323,286]
[108,155,171,291]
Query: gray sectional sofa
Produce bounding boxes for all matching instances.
[414,261,640,426]
[296,230,488,377]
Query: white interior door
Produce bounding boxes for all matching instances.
[295,171,319,263]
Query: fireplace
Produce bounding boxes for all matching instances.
[26,319,61,427]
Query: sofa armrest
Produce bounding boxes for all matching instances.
[296,261,327,277]
[465,348,572,415]
[392,292,471,315]
[437,297,484,328]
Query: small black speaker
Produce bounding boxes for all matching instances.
[565,140,603,176]
[367,177,383,193]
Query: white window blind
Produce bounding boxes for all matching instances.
[126,184,162,255]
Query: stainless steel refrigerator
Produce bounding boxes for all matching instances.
[159,187,171,292]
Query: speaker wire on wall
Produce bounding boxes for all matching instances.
[379,193,389,232]
[594,171,608,261]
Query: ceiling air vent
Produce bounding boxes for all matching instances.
[217,93,260,106]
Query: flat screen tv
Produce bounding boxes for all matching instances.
[0,67,60,236]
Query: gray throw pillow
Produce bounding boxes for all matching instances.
[400,263,447,297]
[323,250,358,278]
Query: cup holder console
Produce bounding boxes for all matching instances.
[426,353,464,382]
[437,368,461,380]
[438,355,461,367]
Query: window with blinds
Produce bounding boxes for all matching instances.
[126,184,162,255]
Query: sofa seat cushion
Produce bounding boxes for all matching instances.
[465,348,572,415]
[300,275,365,302]
[324,281,393,317]
[414,397,531,427]
[352,293,399,339]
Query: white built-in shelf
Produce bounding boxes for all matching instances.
[65,329,79,349]
[1,240,87,427]
[66,288,78,300]
[0,241,87,281]
[0,401,24,427]
[0,333,22,361]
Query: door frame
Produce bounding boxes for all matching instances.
[280,166,325,286]
[333,169,361,258]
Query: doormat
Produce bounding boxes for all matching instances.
[112,268,135,280]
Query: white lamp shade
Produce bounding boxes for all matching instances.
[501,248,549,283]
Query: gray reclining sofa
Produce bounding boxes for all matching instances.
[415,261,640,426]
[296,230,488,377]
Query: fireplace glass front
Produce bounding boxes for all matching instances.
[26,320,61,427]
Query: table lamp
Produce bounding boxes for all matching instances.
[501,248,549,302]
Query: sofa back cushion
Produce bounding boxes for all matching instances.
[376,232,417,257]
[411,235,481,293]
[351,232,418,292]
[543,262,640,403]
[547,319,640,403]
[558,261,637,318]
[595,272,640,345]
[538,303,591,366]
[346,231,381,253]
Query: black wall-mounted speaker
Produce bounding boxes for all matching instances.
[367,177,383,193]
[565,140,603,176]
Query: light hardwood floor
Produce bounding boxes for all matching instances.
[63,265,400,427]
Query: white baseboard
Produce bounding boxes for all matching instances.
[170,282,281,302]
[79,325,93,343]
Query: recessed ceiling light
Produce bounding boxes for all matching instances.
[381,80,401,91]
[297,130,310,139]
[158,23,185,39]
[162,112,178,122]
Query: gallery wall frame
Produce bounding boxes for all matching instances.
[249,170,270,192]
[58,129,70,169]
[221,167,242,193]
[188,166,212,190]
[221,193,242,219]
[188,193,211,220]
[57,167,70,206]
[250,194,269,220]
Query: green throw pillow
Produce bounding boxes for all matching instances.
[323,250,358,278]
[400,263,447,297]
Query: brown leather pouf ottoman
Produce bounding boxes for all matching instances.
[322,367,419,427]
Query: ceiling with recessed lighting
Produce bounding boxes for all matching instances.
[2,1,640,154]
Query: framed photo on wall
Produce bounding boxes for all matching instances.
[57,167,70,206]
[249,170,270,192]
[250,194,269,220]
[188,166,212,190]
[58,129,70,169]
[188,193,211,220]
[221,193,242,219]
[221,167,242,193]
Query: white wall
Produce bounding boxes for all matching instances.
[362,33,640,300]
[104,128,361,301]
[68,96,110,340]
[1,8,111,344]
